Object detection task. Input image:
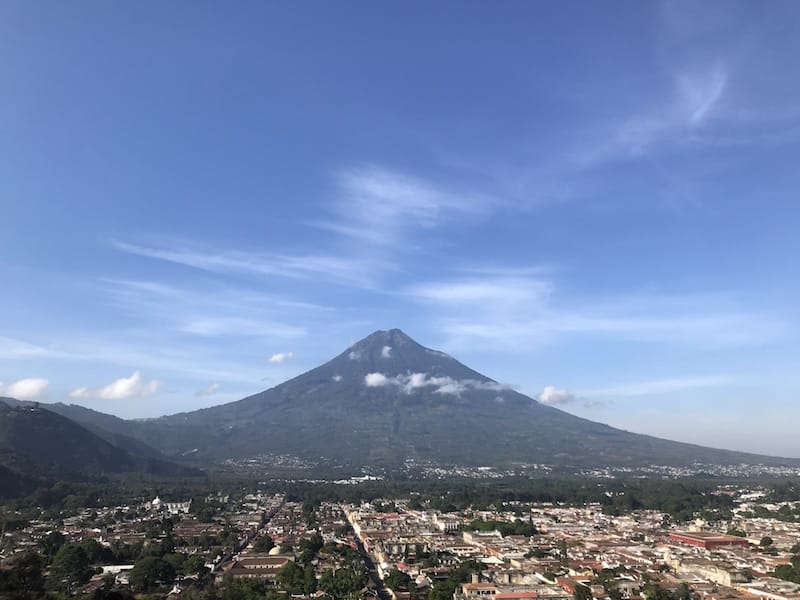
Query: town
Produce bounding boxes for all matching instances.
[4,482,800,600]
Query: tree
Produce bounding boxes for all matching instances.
[1,551,45,596]
[574,585,592,600]
[677,582,692,600]
[385,569,412,592]
[183,553,207,576]
[303,565,318,594]
[129,556,177,592]
[277,560,305,594]
[760,536,774,547]
[48,544,93,593]
[80,538,112,564]
[253,535,275,553]
[40,530,66,561]
[427,558,480,600]
[164,552,187,574]
[299,532,324,563]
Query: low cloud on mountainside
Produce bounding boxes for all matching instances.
[537,385,576,406]
[364,372,508,396]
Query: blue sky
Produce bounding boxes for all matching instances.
[2,1,800,456]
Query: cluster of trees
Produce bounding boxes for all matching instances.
[125,524,210,593]
[274,539,367,600]
[298,533,324,564]
[590,568,625,600]
[576,582,692,600]
[0,537,139,597]
[276,560,319,595]
[384,569,415,596]
[0,518,211,598]
[276,477,745,522]
[773,551,800,583]
[252,534,275,553]
[467,519,537,537]
[0,551,45,598]
[641,582,692,600]
[427,559,481,600]
[598,482,735,522]
[741,504,800,523]
[318,552,369,600]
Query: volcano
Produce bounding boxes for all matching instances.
[38,328,795,471]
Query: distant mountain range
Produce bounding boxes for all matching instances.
[3,329,797,478]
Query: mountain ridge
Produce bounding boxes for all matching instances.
[8,330,798,470]
[0,399,203,485]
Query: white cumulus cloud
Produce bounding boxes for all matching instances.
[268,352,294,363]
[365,373,389,387]
[68,387,92,399]
[0,378,49,400]
[99,371,161,400]
[332,374,343,382]
[68,372,161,401]
[538,385,576,406]
[381,345,392,358]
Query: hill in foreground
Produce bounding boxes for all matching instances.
[0,400,201,488]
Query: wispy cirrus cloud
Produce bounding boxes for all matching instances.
[103,279,316,341]
[195,382,221,397]
[409,277,552,306]
[409,273,787,349]
[582,375,733,397]
[181,318,305,338]
[314,165,497,245]
[112,239,389,289]
[574,62,729,165]
[0,336,72,360]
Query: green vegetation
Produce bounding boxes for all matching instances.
[129,556,177,592]
[252,534,275,553]
[467,518,537,536]
[426,559,481,600]
[299,532,324,563]
[0,551,45,598]
[278,477,740,522]
[385,568,413,593]
[591,568,625,600]
[741,503,800,523]
[574,585,592,600]
[642,583,692,600]
[0,403,199,486]
[47,544,93,593]
[773,554,800,583]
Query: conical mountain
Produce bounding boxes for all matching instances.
[98,329,797,469]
